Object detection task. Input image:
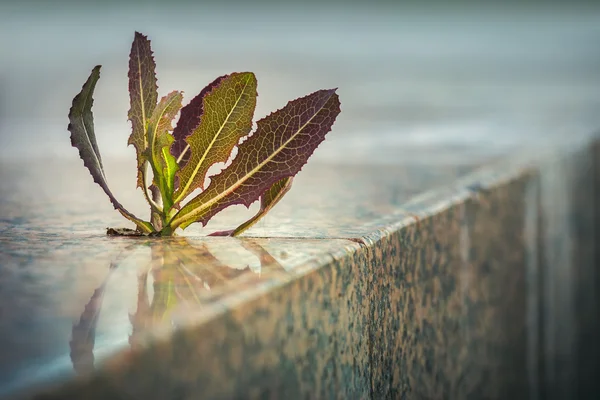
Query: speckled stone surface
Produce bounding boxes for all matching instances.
[362,175,530,399]
[0,135,596,400]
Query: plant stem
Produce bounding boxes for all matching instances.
[141,162,162,212]
[117,210,154,233]
[159,225,174,236]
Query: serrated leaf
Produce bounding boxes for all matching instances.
[174,72,257,204]
[208,177,293,236]
[171,75,227,167]
[144,91,183,209]
[68,66,153,233]
[127,31,158,189]
[170,89,340,230]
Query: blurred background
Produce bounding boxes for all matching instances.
[1,0,600,165]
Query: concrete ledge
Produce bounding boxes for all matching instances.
[13,136,596,399]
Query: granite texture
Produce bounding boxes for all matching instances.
[0,136,591,399]
[364,175,529,399]
[0,148,492,399]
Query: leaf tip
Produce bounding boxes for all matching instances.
[239,71,257,81]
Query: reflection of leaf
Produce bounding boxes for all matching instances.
[175,241,246,288]
[69,278,109,375]
[129,271,151,349]
[171,89,340,230]
[174,72,257,203]
[150,248,182,322]
[130,241,209,338]
[209,177,293,236]
[71,241,146,368]
[239,239,284,269]
[71,238,287,373]
[68,66,153,233]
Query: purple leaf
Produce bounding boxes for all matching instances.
[68,66,153,233]
[127,31,158,189]
[171,74,227,167]
[170,88,340,230]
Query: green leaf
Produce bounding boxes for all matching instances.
[169,89,340,230]
[174,72,257,204]
[144,91,183,210]
[162,145,179,198]
[127,31,159,190]
[171,75,227,167]
[68,66,153,233]
[260,177,293,212]
[208,177,293,236]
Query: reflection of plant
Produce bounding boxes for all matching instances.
[68,32,341,236]
[69,239,283,374]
